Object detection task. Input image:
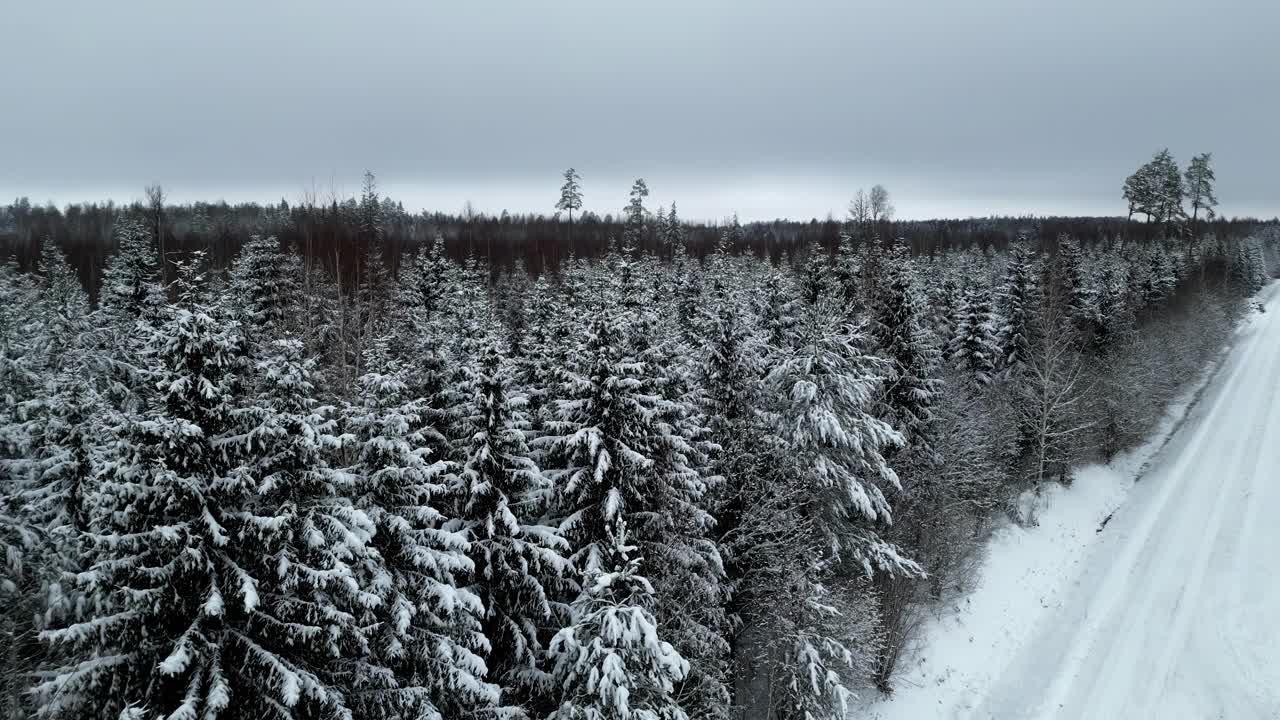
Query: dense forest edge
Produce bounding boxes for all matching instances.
[1,151,1277,719]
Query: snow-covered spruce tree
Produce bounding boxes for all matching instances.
[0,504,39,720]
[1054,236,1096,335]
[798,252,829,307]
[994,238,1038,375]
[863,244,953,691]
[515,274,564,419]
[869,241,942,455]
[546,531,690,720]
[355,238,394,371]
[618,257,729,719]
[673,252,706,354]
[17,375,100,543]
[434,262,503,487]
[950,279,998,385]
[401,236,467,360]
[27,240,95,373]
[833,232,862,321]
[15,240,101,540]
[391,243,455,466]
[221,337,383,715]
[856,235,886,313]
[664,203,685,256]
[350,172,394,376]
[756,268,798,355]
[0,259,39,521]
[97,215,166,411]
[768,276,911,571]
[697,267,807,718]
[760,265,917,719]
[35,267,359,719]
[1083,257,1134,355]
[0,258,43,718]
[1139,242,1177,310]
[225,235,301,353]
[1241,238,1269,294]
[538,308,699,720]
[451,334,569,716]
[99,214,164,326]
[342,338,497,719]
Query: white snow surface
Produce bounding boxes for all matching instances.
[857,283,1280,720]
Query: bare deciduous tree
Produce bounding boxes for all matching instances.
[1014,286,1093,496]
[869,184,894,224]
[144,183,166,286]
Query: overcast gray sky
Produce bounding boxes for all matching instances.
[2,0,1276,221]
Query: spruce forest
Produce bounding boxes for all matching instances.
[0,154,1275,720]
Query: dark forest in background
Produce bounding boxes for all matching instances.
[1,188,1271,301]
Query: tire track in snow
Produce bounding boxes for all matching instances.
[1131,306,1280,717]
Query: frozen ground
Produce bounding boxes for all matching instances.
[857,283,1280,720]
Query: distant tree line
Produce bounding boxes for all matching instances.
[1,164,1268,302]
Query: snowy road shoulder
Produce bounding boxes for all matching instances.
[852,290,1274,720]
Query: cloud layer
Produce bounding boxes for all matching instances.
[3,0,1276,220]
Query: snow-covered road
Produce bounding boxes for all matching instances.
[972,285,1280,719]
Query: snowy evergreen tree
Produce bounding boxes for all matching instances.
[343,338,497,719]
[1054,237,1094,333]
[219,337,380,718]
[14,241,101,540]
[756,269,799,354]
[618,260,728,719]
[870,241,942,455]
[538,308,703,720]
[755,265,913,718]
[35,281,322,719]
[994,239,1037,374]
[663,204,685,255]
[1086,258,1135,355]
[833,232,862,321]
[100,215,164,325]
[16,373,100,539]
[225,235,301,352]
[767,296,910,572]
[0,261,42,719]
[452,335,569,715]
[546,541,690,720]
[950,280,998,385]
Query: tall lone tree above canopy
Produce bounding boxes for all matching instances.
[623,178,649,251]
[556,168,583,244]
[359,170,384,247]
[1183,153,1218,237]
[1123,149,1184,233]
[144,184,166,285]
[869,184,894,224]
